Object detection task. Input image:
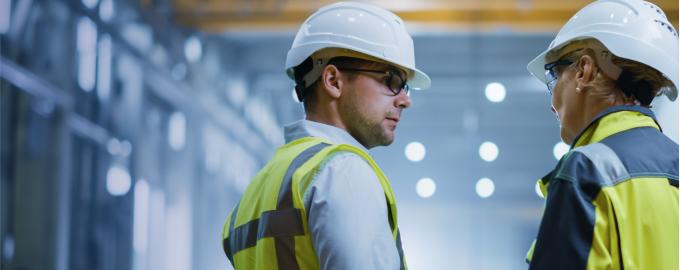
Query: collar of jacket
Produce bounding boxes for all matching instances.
[570,105,661,149]
[536,105,661,195]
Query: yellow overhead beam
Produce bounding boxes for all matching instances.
[171,0,679,32]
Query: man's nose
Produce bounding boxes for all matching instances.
[395,91,411,109]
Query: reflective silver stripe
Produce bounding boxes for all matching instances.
[396,229,405,270]
[573,143,630,186]
[224,142,331,266]
[386,195,406,269]
[226,208,305,255]
[275,142,330,270]
[224,202,239,263]
[278,143,331,208]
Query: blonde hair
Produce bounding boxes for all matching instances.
[548,39,673,107]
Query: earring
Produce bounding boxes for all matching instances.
[576,87,581,92]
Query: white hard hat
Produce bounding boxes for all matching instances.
[527,0,679,101]
[285,1,431,91]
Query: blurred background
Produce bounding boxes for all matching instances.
[0,0,677,269]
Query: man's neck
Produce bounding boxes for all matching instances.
[305,111,347,133]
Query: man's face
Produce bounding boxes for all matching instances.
[337,63,412,149]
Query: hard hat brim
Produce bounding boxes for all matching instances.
[527,34,679,101]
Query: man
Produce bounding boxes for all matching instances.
[525,0,678,269]
[221,2,430,269]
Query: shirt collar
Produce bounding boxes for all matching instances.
[570,105,660,148]
[284,120,368,152]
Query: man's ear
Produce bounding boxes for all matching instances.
[321,65,342,99]
[575,54,596,90]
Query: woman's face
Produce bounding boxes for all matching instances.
[550,64,587,144]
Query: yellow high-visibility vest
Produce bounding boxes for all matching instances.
[222,136,406,270]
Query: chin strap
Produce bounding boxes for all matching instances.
[293,57,328,102]
[293,57,314,102]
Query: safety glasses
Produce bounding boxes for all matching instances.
[337,68,411,96]
[544,59,573,95]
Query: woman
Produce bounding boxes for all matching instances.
[525,0,678,269]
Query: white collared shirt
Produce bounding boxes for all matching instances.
[284,120,401,270]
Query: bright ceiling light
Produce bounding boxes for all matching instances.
[476,178,495,198]
[405,142,426,162]
[479,141,499,162]
[553,141,570,160]
[485,82,506,103]
[416,177,436,198]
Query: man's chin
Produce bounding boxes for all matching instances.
[379,131,395,146]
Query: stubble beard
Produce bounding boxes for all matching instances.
[342,103,393,149]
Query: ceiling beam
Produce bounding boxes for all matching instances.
[172,0,679,32]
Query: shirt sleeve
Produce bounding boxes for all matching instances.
[528,178,597,270]
[304,152,401,270]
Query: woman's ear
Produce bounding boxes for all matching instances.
[321,65,342,99]
[575,54,596,91]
